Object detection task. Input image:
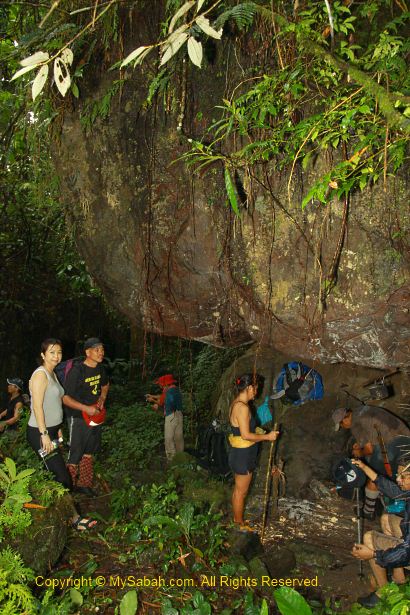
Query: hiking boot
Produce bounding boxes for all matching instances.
[358,592,380,608]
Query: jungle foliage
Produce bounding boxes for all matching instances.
[3,0,409,218]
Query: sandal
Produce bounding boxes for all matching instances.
[234,521,257,533]
[72,516,97,531]
[238,523,257,533]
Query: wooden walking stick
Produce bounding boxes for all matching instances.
[261,422,279,543]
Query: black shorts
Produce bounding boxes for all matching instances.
[229,444,259,475]
[67,417,102,464]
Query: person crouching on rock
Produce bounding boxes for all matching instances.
[228,373,279,532]
[351,457,410,608]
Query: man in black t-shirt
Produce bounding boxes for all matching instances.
[0,378,25,433]
[63,338,109,496]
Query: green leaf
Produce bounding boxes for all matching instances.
[120,589,138,615]
[179,503,194,535]
[144,515,181,532]
[4,458,17,481]
[16,468,36,481]
[0,468,11,484]
[302,151,313,170]
[168,1,195,33]
[20,51,49,67]
[192,590,205,607]
[260,599,269,615]
[121,45,151,68]
[32,65,49,101]
[224,166,240,216]
[160,31,189,66]
[69,588,83,606]
[71,82,79,98]
[187,37,203,68]
[9,494,32,503]
[196,15,222,39]
[274,587,313,615]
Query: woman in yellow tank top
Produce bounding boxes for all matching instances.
[229,373,279,531]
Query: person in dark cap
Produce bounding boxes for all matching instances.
[0,378,25,433]
[351,456,410,608]
[332,405,410,519]
[146,373,184,461]
[62,338,109,495]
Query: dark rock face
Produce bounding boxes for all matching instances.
[55,3,409,368]
[8,494,75,575]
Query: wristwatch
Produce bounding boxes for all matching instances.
[40,429,49,436]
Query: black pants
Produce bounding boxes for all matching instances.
[27,425,72,489]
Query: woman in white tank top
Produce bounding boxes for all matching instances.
[26,338,97,531]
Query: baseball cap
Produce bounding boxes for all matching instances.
[154,374,176,387]
[332,457,366,488]
[7,377,24,391]
[84,337,104,351]
[332,407,349,431]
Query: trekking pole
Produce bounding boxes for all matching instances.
[261,422,278,544]
[356,487,364,579]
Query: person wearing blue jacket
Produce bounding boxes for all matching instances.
[351,457,410,608]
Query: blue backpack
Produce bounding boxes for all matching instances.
[256,396,273,426]
[272,361,324,406]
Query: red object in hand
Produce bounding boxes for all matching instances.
[82,406,106,426]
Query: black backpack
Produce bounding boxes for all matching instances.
[195,423,231,477]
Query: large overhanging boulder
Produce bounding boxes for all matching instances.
[55,4,409,369]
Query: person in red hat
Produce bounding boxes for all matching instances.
[146,374,184,461]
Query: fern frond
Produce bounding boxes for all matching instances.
[214,2,258,31]
[0,547,34,583]
[3,582,35,613]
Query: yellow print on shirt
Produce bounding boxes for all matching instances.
[85,375,101,396]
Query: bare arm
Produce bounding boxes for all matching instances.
[351,458,378,482]
[31,372,54,453]
[146,394,161,404]
[97,383,109,409]
[4,402,23,426]
[235,403,279,443]
[62,394,98,417]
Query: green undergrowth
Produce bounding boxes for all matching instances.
[2,379,410,613]
[98,397,164,482]
[0,444,68,613]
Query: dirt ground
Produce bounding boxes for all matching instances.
[248,487,381,610]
